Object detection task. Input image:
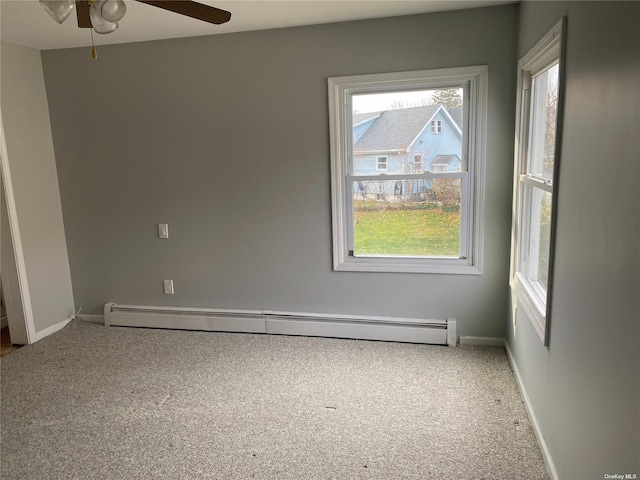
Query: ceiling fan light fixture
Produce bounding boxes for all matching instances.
[89,3,119,34]
[39,0,75,24]
[98,0,126,22]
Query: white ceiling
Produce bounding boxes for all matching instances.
[1,0,515,51]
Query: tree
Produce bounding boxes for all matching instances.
[544,65,559,177]
[386,98,429,110]
[430,88,462,109]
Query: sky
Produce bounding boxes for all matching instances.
[352,87,463,114]
[353,89,433,114]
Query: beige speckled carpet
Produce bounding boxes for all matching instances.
[1,320,548,479]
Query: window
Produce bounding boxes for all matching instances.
[413,154,422,172]
[511,18,565,344]
[431,120,442,134]
[328,66,487,274]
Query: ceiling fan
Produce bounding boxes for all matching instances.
[40,0,231,35]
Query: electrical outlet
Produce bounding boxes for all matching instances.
[163,280,174,295]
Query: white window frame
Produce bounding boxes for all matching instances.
[413,154,422,172]
[511,18,565,345]
[376,156,388,172]
[431,120,442,134]
[328,66,487,274]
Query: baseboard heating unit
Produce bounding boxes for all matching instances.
[104,303,458,346]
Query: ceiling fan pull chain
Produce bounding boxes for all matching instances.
[90,28,97,60]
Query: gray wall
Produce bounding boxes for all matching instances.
[42,5,518,337]
[1,42,75,336]
[507,2,640,478]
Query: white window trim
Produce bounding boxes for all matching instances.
[510,18,565,345]
[376,155,388,172]
[414,154,422,172]
[328,66,488,274]
[431,120,442,134]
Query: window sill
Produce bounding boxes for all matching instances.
[335,256,482,275]
[512,273,547,343]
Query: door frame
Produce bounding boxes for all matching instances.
[1,110,36,344]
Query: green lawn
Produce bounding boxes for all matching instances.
[354,206,460,256]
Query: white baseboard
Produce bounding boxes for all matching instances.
[504,342,558,480]
[31,317,73,343]
[459,336,505,346]
[78,314,105,325]
[103,303,456,346]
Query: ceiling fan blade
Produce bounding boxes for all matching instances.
[75,0,92,27]
[135,0,231,25]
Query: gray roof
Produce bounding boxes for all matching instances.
[353,111,381,125]
[353,105,440,153]
[431,154,460,166]
[447,106,463,130]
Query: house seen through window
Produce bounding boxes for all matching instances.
[352,90,463,257]
[329,66,488,273]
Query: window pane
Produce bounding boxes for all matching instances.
[521,186,552,291]
[413,155,423,172]
[536,190,552,290]
[352,88,464,176]
[529,63,559,180]
[376,156,388,171]
[352,179,461,257]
